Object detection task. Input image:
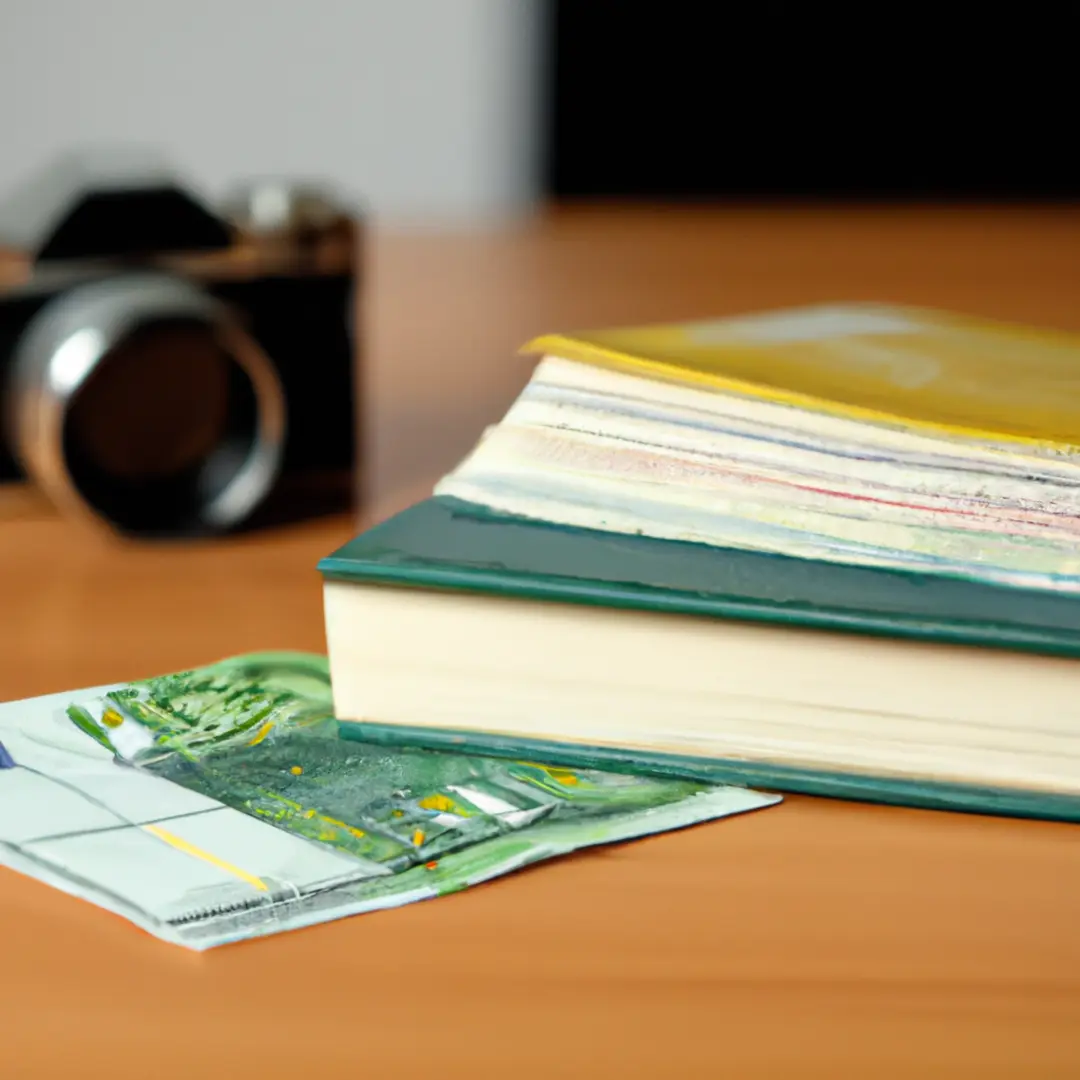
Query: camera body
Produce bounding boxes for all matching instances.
[0,151,358,536]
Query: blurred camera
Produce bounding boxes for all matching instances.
[0,150,358,537]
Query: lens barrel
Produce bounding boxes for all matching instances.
[5,274,286,536]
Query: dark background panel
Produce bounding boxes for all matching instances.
[543,3,1079,201]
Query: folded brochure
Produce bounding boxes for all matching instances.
[0,653,778,950]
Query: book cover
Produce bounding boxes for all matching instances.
[525,304,1080,449]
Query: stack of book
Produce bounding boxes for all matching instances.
[319,304,1080,821]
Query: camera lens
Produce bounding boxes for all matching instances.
[66,320,233,484]
[61,317,260,534]
[7,275,286,536]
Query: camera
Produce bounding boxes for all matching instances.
[0,150,358,537]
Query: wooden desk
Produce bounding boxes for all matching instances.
[2,207,1079,1077]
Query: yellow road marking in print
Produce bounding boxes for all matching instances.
[142,824,268,892]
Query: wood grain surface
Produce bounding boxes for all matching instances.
[2,206,1080,1077]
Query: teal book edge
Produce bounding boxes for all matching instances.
[319,496,1080,657]
[318,497,1080,822]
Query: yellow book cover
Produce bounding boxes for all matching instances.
[524,304,1080,450]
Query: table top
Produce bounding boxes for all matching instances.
[3,206,1080,1077]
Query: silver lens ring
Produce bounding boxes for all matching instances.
[6,273,286,534]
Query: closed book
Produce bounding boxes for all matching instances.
[318,497,1080,822]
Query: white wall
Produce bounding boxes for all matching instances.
[0,0,543,222]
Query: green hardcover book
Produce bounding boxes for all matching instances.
[318,497,1080,823]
